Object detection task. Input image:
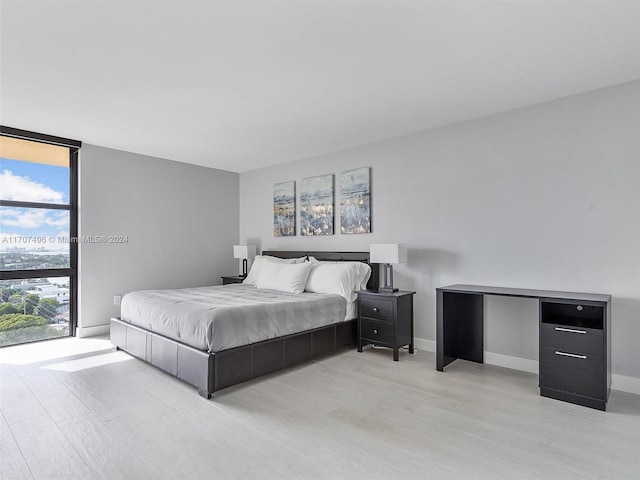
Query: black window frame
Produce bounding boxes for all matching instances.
[0,125,81,338]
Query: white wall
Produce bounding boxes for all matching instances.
[79,145,239,335]
[239,80,640,384]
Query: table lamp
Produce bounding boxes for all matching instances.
[370,244,407,293]
[233,245,257,277]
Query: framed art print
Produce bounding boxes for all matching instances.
[340,167,371,234]
[273,181,296,237]
[300,174,334,236]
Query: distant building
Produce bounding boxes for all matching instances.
[26,284,70,304]
[10,281,34,292]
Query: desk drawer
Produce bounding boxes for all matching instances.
[540,347,604,399]
[359,297,393,322]
[360,319,393,345]
[541,323,603,355]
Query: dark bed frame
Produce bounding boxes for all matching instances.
[110,251,379,398]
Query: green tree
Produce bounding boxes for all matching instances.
[0,313,47,331]
[23,294,40,315]
[0,313,65,347]
[38,298,60,322]
[1,287,18,302]
[8,293,23,306]
[0,303,20,315]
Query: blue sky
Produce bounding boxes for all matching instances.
[0,158,69,203]
[0,158,70,251]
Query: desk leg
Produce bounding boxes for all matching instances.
[436,289,444,372]
[437,290,484,371]
[436,289,446,370]
[410,299,415,354]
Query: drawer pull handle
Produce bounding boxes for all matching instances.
[373,329,378,334]
[576,305,583,311]
[555,351,587,360]
[555,327,586,334]
[373,307,379,312]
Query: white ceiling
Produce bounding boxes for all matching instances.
[1,0,639,173]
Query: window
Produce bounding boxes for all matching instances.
[0,126,80,347]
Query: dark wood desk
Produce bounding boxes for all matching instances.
[436,284,611,410]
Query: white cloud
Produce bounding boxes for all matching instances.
[45,211,70,228]
[2,209,45,228]
[1,209,69,229]
[2,209,47,229]
[0,170,64,203]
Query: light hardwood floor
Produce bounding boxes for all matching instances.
[1,336,639,480]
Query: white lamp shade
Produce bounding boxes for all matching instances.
[370,244,407,264]
[233,245,256,259]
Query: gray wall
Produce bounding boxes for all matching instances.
[79,145,239,333]
[239,80,640,382]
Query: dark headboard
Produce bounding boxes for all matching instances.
[262,250,378,291]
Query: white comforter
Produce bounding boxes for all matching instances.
[120,284,347,352]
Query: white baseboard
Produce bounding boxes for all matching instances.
[611,374,640,396]
[484,351,539,375]
[414,336,640,395]
[76,324,110,338]
[414,337,435,353]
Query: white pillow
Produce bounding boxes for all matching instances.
[305,261,372,302]
[243,255,306,285]
[256,261,313,294]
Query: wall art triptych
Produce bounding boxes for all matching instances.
[273,167,371,237]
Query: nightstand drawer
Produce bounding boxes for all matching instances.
[360,319,393,345]
[540,347,604,399]
[359,297,393,322]
[541,323,603,355]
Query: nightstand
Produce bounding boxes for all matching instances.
[356,290,415,361]
[221,275,246,285]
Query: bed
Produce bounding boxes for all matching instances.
[110,251,379,398]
